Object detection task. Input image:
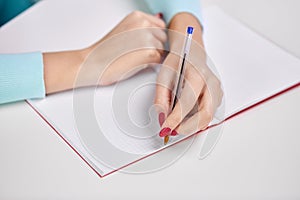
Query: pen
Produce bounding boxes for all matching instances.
[164,26,194,145]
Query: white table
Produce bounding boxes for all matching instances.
[1,0,300,199]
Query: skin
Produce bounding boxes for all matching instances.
[156,12,223,136]
[43,11,223,136]
[43,11,166,93]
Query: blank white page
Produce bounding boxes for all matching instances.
[203,7,300,118]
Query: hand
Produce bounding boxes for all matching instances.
[155,13,223,136]
[43,11,166,93]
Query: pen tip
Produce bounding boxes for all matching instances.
[164,135,169,145]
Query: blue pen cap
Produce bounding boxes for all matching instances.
[187,26,194,34]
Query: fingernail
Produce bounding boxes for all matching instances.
[170,130,178,136]
[159,127,171,137]
[158,12,164,19]
[158,112,165,126]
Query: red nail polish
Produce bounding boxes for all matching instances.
[159,127,171,137]
[158,112,165,126]
[171,130,178,136]
[158,12,164,19]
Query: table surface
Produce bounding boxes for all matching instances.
[0,0,300,199]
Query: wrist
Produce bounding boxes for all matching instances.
[43,49,86,94]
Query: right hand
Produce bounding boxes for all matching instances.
[154,13,223,136]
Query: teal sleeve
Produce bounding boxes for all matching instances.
[144,0,203,25]
[0,52,45,104]
[0,0,34,26]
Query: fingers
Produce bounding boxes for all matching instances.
[157,54,221,138]
[147,27,167,56]
[160,68,205,132]
[100,48,162,85]
[161,86,214,136]
[151,28,167,44]
[177,86,215,135]
[125,11,166,29]
[97,11,167,86]
[154,26,223,138]
[155,54,206,136]
[123,11,167,56]
[148,29,167,55]
[154,54,179,119]
[173,106,213,135]
[167,82,218,136]
[130,11,167,46]
[134,11,166,28]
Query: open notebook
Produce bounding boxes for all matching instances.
[2,1,299,177]
[28,6,300,177]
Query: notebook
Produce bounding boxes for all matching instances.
[1,1,299,177]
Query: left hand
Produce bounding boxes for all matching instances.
[155,13,223,136]
[43,11,167,93]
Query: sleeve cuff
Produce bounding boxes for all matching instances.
[0,52,45,104]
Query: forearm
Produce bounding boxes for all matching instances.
[43,49,88,94]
